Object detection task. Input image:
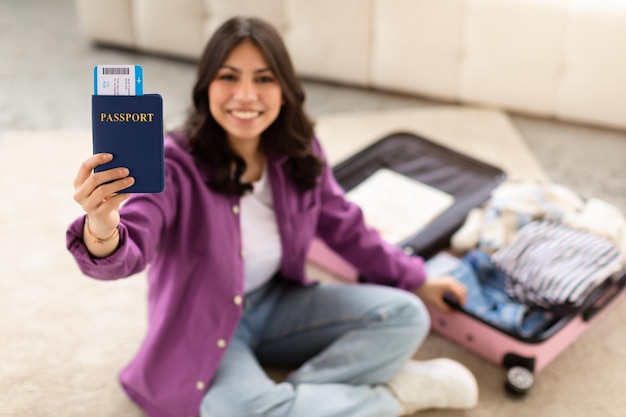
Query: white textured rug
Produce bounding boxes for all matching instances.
[2,106,625,417]
[0,129,146,416]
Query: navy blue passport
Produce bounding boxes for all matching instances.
[92,94,165,193]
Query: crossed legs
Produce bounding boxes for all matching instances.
[200,279,429,417]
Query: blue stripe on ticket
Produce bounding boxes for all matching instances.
[93,65,143,96]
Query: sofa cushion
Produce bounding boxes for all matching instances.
[459,0,569,117]
[203,0,286,43]
[283,0,371,85]
[132,0,206,59]
[556,1,626,131]
[75,0,135,48]
[370,0,465,101]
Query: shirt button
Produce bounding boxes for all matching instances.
[233,295,243,305]
[240,249,246,258]
[217,338,227,349]
[232,205,240,214]
[196,381,205,391]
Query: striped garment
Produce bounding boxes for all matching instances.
[492,220,622,309]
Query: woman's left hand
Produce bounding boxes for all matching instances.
[414,276,467,314]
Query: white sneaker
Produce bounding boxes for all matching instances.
[387,358,479,416]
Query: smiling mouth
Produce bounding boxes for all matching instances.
[230,110,261,120]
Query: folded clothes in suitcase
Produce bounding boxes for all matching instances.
[308,131,626,395]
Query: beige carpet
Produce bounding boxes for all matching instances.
[2,106,625,417]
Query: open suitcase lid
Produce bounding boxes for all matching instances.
[332,131,507,259]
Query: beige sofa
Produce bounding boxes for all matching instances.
[75,0,626,131]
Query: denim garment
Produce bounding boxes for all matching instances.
[451,250,552,338]
[200,278,430,417]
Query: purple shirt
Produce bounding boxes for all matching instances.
[66,133,426,417]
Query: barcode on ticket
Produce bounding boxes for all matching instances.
[94,65,143,96]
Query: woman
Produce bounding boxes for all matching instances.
[67,17,478,417]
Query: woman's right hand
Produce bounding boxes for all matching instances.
[73,153,135,255]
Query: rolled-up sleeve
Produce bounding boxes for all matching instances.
[66,218,145,279]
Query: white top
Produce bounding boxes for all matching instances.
[240,164,282,293]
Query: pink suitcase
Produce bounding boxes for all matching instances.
[426,271,626,394]
[308,132,626,394]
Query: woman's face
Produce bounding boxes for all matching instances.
[208,40,283,147]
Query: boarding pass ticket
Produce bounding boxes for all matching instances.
[94,65,143,95]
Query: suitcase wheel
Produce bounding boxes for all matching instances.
[505,366,534,396]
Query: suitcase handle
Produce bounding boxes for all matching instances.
[581,270,626,322]
[443,293,463,310]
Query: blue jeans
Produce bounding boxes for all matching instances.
[454,250,552,337]
[200,278,430,417]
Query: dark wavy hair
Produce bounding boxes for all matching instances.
[182,17,323,196]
